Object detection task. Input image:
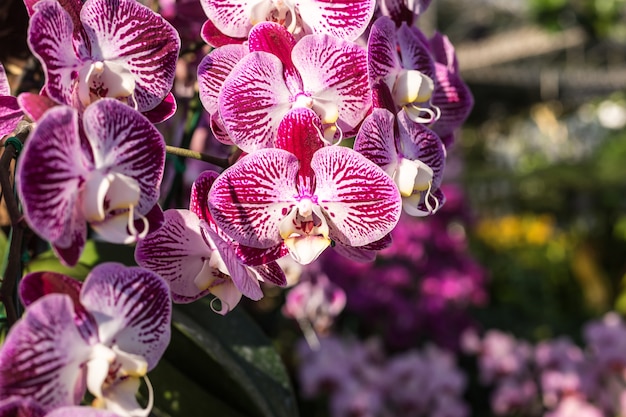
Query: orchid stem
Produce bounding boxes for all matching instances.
[0,121,31,328]
[165,145,229,169]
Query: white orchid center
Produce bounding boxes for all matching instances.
[389,69,440,124]
[279,200,331,265]
[81,170,148,244]
[394,157,434,197]
[78,60,136,107]
[250,0,297,32]
[86,343,148,408]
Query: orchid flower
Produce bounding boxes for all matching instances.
[367,15,473,136]
[377,0,432,26]
[200,0,375,45]
[209,108,401,265]
[355,107,446,216]
[27,0,180,121]
[216,22,371,152]
[16,98,166,266]
[0,63,23,139]
[0,263,171,417]
[135,170,287,314]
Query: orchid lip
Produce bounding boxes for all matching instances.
[78,60,136,108]
[279,204,331,265]
[250,0,297,32]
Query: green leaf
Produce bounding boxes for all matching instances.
[23,240,137,280]
[167,299,299,417]
[147,357,249,417]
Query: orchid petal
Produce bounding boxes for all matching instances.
[143,92,177,124]
[204,226,264,301]
[312,146,401,246]
[251,261,287,286]
[190,170,219,223]
[0,63,11,96]
[79,0,180,112]
[293,35,371,134]
[430,32,458,74]
[209,148,299,247]
[198,44,248,116]
[135,209,213,303]
[235,243,289,267]
[397,23,435,79]
[82,99,165,215]
[17,92,57,122]
[201,19,247,48]
[295,0,375,41]
[79,263,171,369]
[275,107,324,181]
[19,271,98,344]
[16,106,91,265]
[218,51,292,151]
[248,22,301,89]
[397,110,446,187]
[200,0,260,38]
[46,406,121,417]
[353,108,398,171]
[367,16,402,86]
[0,294,92,409]
[0,397,46,417]
[431,63,474,137]
[28,0,83,106]
[0,96,22,138]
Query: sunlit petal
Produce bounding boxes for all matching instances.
[209,148,299,247]
[312,146,401,246]
[79,263,171,369]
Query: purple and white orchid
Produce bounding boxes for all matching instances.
[0,263,171,417]
[200,0,375,45]
[208,108,402,264]
[367,15,473,138]
[16,98,166,266]
[355,107,446,216]
[0,63,23,139]
[215,22,371,152]
[27,0,180,121]
[135,171,287,314]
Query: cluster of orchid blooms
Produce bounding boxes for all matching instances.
[0,0,473,415]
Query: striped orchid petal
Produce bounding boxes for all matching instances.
[378,0,432,26]
[0,64,22,138]
[0,63,10,97]
[201,19,247,47]
[82,98,165,216]
[0,294,92,410]
[248,22,301,90]
[0,397,46,417]
[204,226,264,301]
[0,96,22,138]
[312,146,401,247]
[191,170,288,271]
[135,209,213,303]
[28,0,84,108]
[367,16,402,86]
[293,34,371,134]
[16,105,91,266]
[397,110,446,188]
[295,0,375,41]
[198,44,248,117]
[19,271,97,343]
[78,0,179,112]
[251,260,287,286]
[209,148,300,247]
[430,62,474,137]
[353,108,398,172]
[200,0,260,38]
[79,263,171,370]
[397,23,435,79]
[218,51,292,151]
[47,407,122,417]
